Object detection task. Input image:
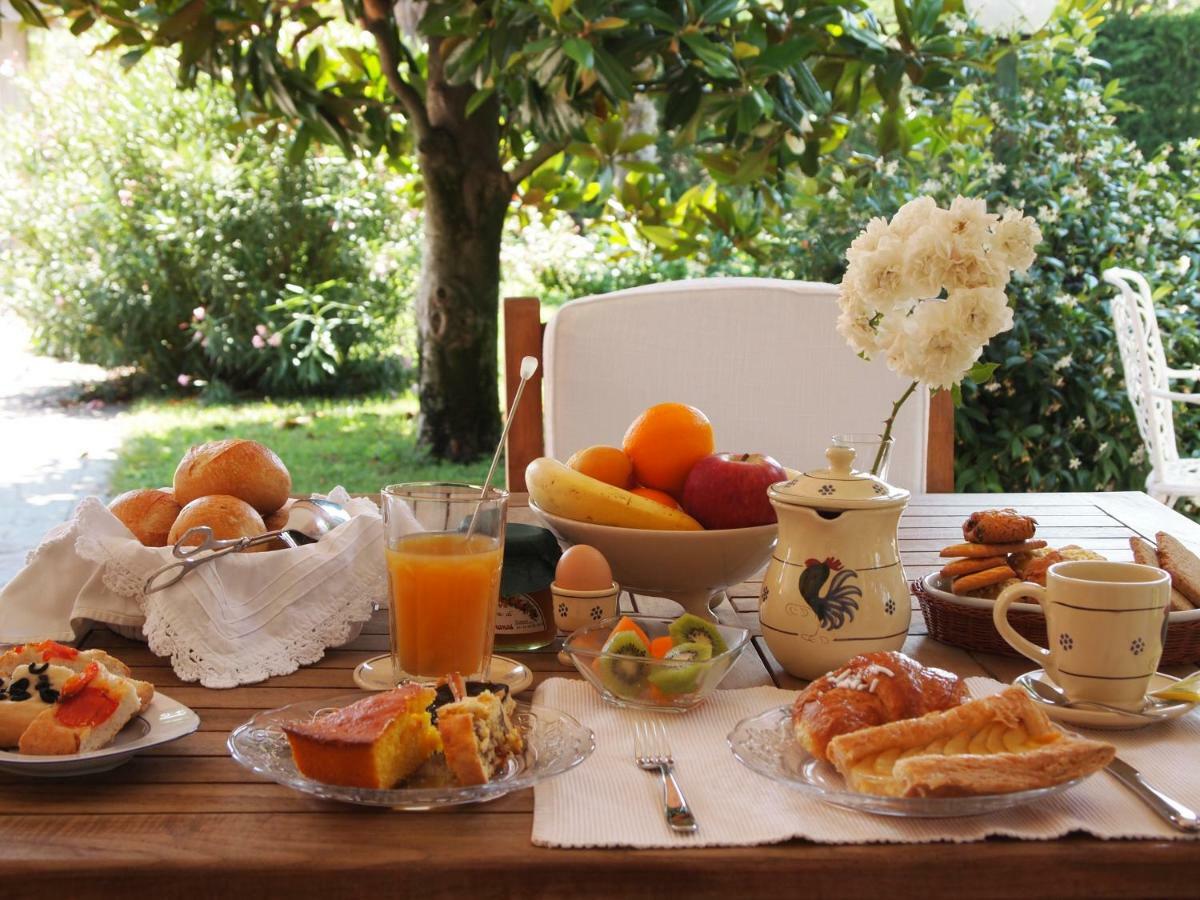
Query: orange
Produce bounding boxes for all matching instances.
[566,445,634,489]
[622,402,714,497]
[630,486,681,510]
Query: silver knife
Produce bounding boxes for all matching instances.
[1106,757,1200,833]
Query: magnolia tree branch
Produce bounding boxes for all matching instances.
[507,140,568,190]
[361,16,430,140]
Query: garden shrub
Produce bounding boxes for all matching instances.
[1094,11,1200,157]
[0,31,418,397]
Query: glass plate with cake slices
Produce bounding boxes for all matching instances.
[727,706,1089,818]
[0,692,200,777]
[228,693,594,809]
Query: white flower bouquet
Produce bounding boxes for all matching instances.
[836,195,1042,473]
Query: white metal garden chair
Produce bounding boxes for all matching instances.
[1103,267,1200,507]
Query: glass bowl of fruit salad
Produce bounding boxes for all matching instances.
[561,614,750,713]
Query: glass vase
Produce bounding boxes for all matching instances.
[831,433,894,480]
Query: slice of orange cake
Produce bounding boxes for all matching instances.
[282,685,441,789]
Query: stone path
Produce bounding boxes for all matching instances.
[0,314,123,588]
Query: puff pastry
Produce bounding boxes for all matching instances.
[0,641,156,710]
[18,661,145,755]
[827,687,1114,798]
[792,652,966,762]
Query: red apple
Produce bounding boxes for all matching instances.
[680,452,787,530]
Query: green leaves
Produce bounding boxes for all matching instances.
[681,32,738,80]
[561,36,593,70]
[966,361,1000,384]
[8,0,48,28]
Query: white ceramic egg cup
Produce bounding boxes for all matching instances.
[552,581,620,665]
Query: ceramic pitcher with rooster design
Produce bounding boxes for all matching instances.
[759,446,911,679]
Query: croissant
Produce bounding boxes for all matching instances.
[827,687,1115,797]
[792,651,966,762]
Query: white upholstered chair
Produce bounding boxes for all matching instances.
[504,277,953,494]
[1103,267,1200,507]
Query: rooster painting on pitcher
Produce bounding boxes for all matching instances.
[759,447,911,680]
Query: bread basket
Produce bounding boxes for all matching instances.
[913,574,1200,666]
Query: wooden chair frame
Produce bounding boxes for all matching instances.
[503,296,955,493]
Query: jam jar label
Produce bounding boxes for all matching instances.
[495,593,547,635]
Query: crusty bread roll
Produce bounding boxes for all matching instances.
[168,495,268,551]
[108,488,182,547]
[173,439,291,514]
[264,499,293,533]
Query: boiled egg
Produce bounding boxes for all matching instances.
[554,544,614,592]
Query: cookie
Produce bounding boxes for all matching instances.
[1129,536,1158,568]
[962,508,1038,544]
[964,577,1022,600]
[1131,536,1191,610]
[1156,532,1200,608]
[939,540,1047,558]
[1056,545,1107,563]
[1011,549,1063,588]
[952,565,1017,595]
[940,556,1008,578]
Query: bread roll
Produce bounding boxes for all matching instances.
[168,495,268,551]
[173,439,291,514]
[264,499,293,533]
[108,488,182,547]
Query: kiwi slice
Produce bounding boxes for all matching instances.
[597,631,650,698]
[648,641,712,694]
[668,613,729,656]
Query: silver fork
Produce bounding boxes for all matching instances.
[633,719,698,833]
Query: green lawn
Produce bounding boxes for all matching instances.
[110,394,491,496]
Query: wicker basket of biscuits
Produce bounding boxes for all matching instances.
[913,510,1200,665]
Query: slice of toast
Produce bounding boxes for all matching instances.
[1157,532,1200,608]
[1130,537,1192,611]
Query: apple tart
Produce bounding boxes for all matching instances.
[826,687,1115,798]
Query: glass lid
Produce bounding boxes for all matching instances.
[768,446,909,509]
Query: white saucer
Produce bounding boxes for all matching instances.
[353,654,534,695]
[0,692,200,776]
[1014,669,1197,730]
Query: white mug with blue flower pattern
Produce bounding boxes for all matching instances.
[994,560,1171,709]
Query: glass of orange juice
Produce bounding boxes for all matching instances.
[381,483,508,684]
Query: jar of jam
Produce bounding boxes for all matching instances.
[493,524,561,651]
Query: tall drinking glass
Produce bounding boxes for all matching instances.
[381,483,508,685]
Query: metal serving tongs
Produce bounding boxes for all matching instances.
[143,498,350,595]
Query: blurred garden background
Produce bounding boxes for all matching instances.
[0,0,1198,508]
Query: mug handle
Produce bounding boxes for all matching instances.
[992,581,1056,677]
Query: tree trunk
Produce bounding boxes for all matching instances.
[414,78,510,462]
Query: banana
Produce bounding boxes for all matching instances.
[525,457,703,531]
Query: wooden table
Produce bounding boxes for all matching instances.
[3,492,1199,898]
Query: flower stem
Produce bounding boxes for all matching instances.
[873,380,919,475]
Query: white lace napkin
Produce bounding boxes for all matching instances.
[531,677,1200,847]
[0,487,392,688]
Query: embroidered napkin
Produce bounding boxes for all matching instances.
[0,487,392,688]
[531,676,1200,847]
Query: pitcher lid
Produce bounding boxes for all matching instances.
[768,446,910,509]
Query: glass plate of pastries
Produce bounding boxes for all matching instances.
[228,676,594,809]
[728,651,1114,818]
